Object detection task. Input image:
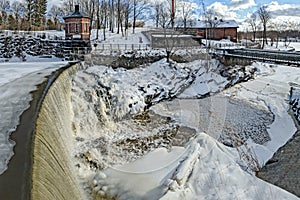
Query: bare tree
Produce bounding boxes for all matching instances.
[62,0,79,14]
[11,1,25,30]
[282,20,297,46]
[108,0,115,33]
[132,0,147,34]
[257,6,271,49]
[268,19,281,48]
[151,1,161,28]
[158,3,171,28]
[100,0,108,40]
[49,5,64,30]
[204,9,221,42]
[123,0,131,38]
[95,0,101,39]
[178,0,196,31]
[116,0,122,35]
[247,12,260,42]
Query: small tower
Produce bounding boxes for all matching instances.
[63,5,91,40]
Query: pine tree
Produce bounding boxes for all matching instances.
[32,0,47,28]
[25,0,47,29]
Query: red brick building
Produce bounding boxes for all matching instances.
[63,5,91,40]
[179,19,239,42]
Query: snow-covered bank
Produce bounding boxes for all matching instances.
[222,63,300,166]
[91,133,299,200]
[0,62,67,174]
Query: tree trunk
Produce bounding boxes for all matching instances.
[132,0,137,34]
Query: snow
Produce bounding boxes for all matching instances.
[91,28,151,45]
[71,58,300,199]
[161,134,299,200]
[0,62,67,174]
[263,45,295,51]
[222,63,300,165]
[91,133,299,200]
[279,42,300,51]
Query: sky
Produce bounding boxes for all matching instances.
[46,0,300,30]
[47,0,300,19]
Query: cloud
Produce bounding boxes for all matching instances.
[264,1,300,17]
[230,0,256,10]
[207,2,238,19]
[47,0,63,10]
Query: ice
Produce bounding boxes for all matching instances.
[222,63,300,165]
[0,62,67,174]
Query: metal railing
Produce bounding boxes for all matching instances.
[224,48,300,65]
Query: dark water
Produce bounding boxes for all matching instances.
[257,128,300,197]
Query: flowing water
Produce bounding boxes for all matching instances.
[32,63,86,200]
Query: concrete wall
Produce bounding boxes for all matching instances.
[151,34,200,48]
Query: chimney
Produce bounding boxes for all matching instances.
[75,5,79,13]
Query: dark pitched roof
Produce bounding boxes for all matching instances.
[63,5,90,19]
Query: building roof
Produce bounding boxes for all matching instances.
[63,5,90,20]
[178,19,239,29]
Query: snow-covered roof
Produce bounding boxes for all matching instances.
[178,19,239,29]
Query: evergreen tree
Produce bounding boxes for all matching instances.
[25,0,47,29]
[32,0,47,28]
[7,14,16,30]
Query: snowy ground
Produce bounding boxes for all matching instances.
[69,57,299,199]
[0,62,67,174]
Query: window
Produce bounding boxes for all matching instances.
[67,23,70,34]
[75,23,79,33]
[84,23,87,33]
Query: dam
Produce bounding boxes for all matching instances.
[31,62,86,200]
[0,62,86,199]
[0,59,300,199]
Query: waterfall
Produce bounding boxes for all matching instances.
[32,62,86,200]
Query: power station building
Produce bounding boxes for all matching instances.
[63,5,91,40]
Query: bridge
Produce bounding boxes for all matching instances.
[218,48,300,66]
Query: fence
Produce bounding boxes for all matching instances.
[0,30,65,40]
[93,43,152,51]
[224,48,300,65]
